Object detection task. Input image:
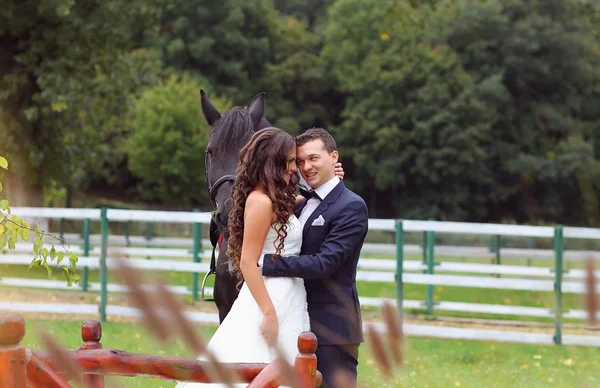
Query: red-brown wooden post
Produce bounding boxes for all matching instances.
[294,331,321,388]
[25,352,72,388]
[78,320,105,388]
[0,313,27,388]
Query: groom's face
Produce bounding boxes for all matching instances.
[296,139,339,189]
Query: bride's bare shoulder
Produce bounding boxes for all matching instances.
[246,190,272,212]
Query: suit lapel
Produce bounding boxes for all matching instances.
[302,181,346,240]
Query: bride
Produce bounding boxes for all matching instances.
[177,127,310,388]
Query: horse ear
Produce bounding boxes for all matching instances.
[249,92,266,128]
[200,89,221,126]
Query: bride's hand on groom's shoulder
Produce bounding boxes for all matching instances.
[334,162,344,180]
[261,311,279,348]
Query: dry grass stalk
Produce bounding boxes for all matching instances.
[365,324,392,378]
[271,345,299,387]
[38,330,89,388]
[332,368,357,388]
[584,256,598,325]
[382,301,403,365]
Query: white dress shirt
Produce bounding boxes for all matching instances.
[298,176,340,228]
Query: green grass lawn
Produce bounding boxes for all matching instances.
[19,318,600,387]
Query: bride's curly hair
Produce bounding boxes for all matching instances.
[226,127,300,286]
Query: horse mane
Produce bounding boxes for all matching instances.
[209,106,271,153]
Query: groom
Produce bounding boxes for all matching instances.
[261,127,369,388]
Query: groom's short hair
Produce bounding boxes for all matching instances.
[296,127,337,154]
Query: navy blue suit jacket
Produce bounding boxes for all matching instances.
[261,181,368,346]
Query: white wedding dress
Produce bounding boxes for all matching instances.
[176,215,310,387]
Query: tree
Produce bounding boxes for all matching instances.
[272,0,333,29]
[148,0,279,100]
[0,0,164,205]
[321,0,495,220]
[445,0,600,224]
[146,0,336,134]
[123,73,231,207]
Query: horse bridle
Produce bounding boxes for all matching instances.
[202,151,236,301]
[207,175,236,208]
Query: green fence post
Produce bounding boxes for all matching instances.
[80,218,90,292]
[492,234,501,278]
[59,218,65,242]
[426,224,435,317]
[99,208,109,323]
[145,223,153,260]
[124,221,131,247]
[553,225,564,345]
[421,231,427,268]
[395,220,404,323]
[191,209,202,302]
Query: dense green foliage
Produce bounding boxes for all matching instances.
[124,73,231,205]
[2,0,600,225]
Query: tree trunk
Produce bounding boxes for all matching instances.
[3,170,44,207]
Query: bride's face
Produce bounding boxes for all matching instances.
[283,147,298,184]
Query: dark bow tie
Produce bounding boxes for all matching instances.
[299,187,321,201]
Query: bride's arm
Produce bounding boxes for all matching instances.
[240,193,277,318]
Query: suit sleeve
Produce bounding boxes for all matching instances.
[262,198,368,279]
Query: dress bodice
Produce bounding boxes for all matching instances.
[262,215,302,257]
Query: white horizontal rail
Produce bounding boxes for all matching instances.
[54,234,600,261]
[7,207,600,240]
[403,220,554,237]
[564,226,600,240]
[0,302,99,315]
[0,277,215,297]
[5,244,214,260]
[6,252,599,281]
[359,297,600,320]
[367,219,395,231]
[3,254,599,292]
[369,321,600,347]
[61,233,213,248]
[106,209,213,224]
[9,207,102,220]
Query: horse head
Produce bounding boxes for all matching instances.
[200,89,271,236]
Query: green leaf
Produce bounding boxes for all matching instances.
[57,251,65,265]
[18,220,30,241]
[0,156,8,170]
[8,228,18,243]
[42,248,49,260]
[69,252,78,269]
[50,246,57,261]
[63,267,73,287]
[7,237,16,250]
[28,259,42,270]
[0,234,7,250]
[33,237,42,259]
[0,200,8,211]
[0,182,3,193]
[43,261,52,277]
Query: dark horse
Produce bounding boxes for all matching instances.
[200,89,271,322]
